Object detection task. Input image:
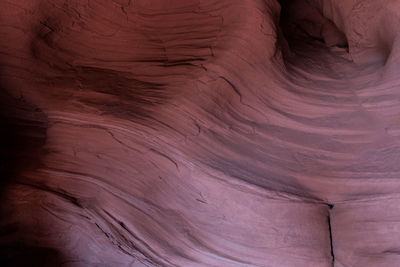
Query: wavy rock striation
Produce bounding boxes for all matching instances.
[1,0,400,266]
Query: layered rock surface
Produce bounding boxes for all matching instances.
[1,0,400,266]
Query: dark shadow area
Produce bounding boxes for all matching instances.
[0,85,68,266]
[0,88,47,196]
[0,242,65,267]
[278,0,348,53]
[276,0,356,80]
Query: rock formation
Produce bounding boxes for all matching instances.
[1,0,400,266]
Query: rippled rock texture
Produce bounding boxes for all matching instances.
[1,0,400,266]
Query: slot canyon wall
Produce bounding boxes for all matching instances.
[1,0,400,266]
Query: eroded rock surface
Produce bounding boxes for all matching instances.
[1,0,400,266]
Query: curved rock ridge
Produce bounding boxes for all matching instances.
[1,0,400,266]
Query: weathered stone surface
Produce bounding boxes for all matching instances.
[1,0,400,266]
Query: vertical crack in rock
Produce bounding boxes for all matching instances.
[327,204,335,266]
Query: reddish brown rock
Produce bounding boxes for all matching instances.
[1,0,400,266]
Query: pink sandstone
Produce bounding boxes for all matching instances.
[1,0,400,266]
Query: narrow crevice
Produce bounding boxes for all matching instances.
[327,204,335,265]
